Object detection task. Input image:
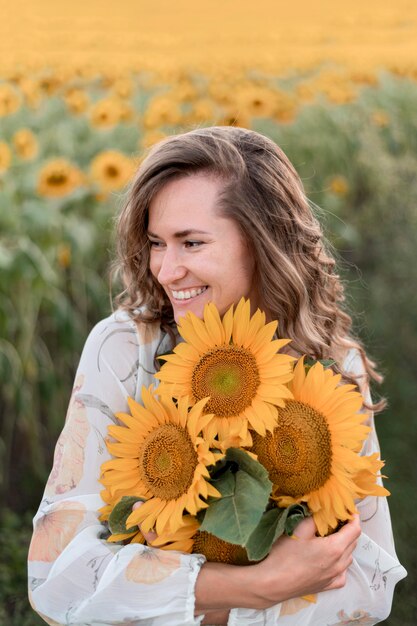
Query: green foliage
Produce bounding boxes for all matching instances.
[0,511,44,625]
[245,504,310,561]
[200,448,272,545]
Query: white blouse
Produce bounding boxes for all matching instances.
[28,310,406,626]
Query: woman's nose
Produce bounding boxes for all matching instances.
[156,248,187,285]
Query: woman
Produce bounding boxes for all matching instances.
[28,126,406,626]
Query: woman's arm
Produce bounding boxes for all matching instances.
[28,313,207,626]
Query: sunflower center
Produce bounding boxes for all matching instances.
[139,423,198,501]
[252,400,332,497]
[191,346,260,417]
[105,164,119,178]
[193,531,250,565]
[47,172,67,186]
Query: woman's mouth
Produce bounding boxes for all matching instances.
[171,286,208,301]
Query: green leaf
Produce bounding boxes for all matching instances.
[284,503,310,536]
[246,504,311,561]
[304,357,336,370]
[200,449,272,545]
[108,496,145,535]
[225,447,270,481]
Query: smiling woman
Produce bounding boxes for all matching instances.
[28,126,406,626]
[147,174,257,322]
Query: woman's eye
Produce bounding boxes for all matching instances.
[149,240,164,248]
[184,241,203,248]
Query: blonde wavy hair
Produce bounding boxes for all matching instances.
[113,126,384,411]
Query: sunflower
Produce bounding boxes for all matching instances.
[236,84,279,119]
[192,530,250,565]
[65,88,89,114]
[149,515,200,553]
[90,97,122,128]
[19,77,42,109]
[100,387,221,537]
[89,150,135,194]
[12,128,38,160]
[142,95,182,129]
[112,77,134,99]
[155,299,294,446]
[37,158,83,198]
[0,142,12,173]
[251,358,389,536]
[330,175,349,196]
[0,83,21,117]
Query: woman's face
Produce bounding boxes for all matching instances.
[148,173,258,323]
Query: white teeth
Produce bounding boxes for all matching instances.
[172,286,207,300]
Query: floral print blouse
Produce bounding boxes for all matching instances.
[28,310,407,626]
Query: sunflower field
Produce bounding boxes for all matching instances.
[1,0,417,623]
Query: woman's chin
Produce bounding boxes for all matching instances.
[172,293,210,322]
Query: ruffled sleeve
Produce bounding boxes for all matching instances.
[227,349,407,626]
[28,311,206,626]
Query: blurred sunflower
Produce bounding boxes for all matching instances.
[37,158,83,198]
[12,128,38,160]
[90,150,135,194]
[295,82,316,104]
[170,80,199,104]
[143,95,182,129]
[39,72,62,95]
[56,243,72,269]
[252,358,389,536]
[236,85,278,119]
[188,98,216,124]
[208,80,233,107]
[65,88,89,114]
[274,91,298,124]
[100,387,221,536]
[0,142,12,172]
[118,100,134,122]
[330,175,349,196]
[156,299,294,446]
[219,108,251,129]
[112,76,134,99]
[90,97,123,128]
[140,129,166,150]
[371,110,390,128]
[0,82,21,116]
[349,69,379,87]
[18,77,42,108]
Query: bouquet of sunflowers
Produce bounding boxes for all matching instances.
[99,299,389,566]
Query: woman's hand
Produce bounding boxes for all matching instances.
[253,514,362,607]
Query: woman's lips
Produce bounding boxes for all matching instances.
[171,286,208,301]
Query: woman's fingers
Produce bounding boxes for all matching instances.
[330,514,361,553]
[292,516,317,539]
[132,501,157,543]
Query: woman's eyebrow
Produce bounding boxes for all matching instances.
[147,229,211,238]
